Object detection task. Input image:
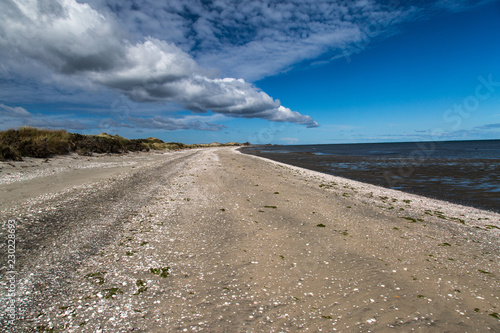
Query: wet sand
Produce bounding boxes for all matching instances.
[240,148,500,213]
[1,147,499,332]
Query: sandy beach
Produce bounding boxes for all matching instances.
[1,147,499,332]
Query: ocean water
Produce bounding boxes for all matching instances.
[241,140,500,212]
[249,140,500,159]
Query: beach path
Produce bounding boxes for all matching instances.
[1,147,499,332]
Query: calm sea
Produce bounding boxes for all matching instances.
[241,140,500,212]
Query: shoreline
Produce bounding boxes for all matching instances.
[240,147,500,213]
[238,149,500,225]
[1,147,499,331]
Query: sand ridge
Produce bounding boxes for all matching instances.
[1,147,499,332]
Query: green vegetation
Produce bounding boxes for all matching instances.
[0,126,250,161]
[35,325,55,332]
[134,279,148,295]
[150,266,170,278]
[478,269,492,275]
[103,287,123,299]
[402,217,418,223]
[485,225,500,230]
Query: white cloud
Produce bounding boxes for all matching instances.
[0,102,227,132]
[0,0,494,132]
[125,114,225,131]
[0,103,31,117]
[80,0,493,81]
[0,0,318,128]
[81,0,420,80]
[2,0,123,74]
[433,0,498,12]
[0,103,92,131]
[475,123,500,130]
[23,117,92,131]
[280,137,299,144]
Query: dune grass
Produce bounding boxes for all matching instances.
[0,127,249,161]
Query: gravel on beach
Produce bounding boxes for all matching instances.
[1,147,499,332]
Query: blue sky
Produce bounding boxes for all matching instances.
[0,0,499,144]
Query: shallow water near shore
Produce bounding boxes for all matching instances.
[241,139,500,212]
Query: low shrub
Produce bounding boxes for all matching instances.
[0,143,23,161]
[0,126,249,161]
